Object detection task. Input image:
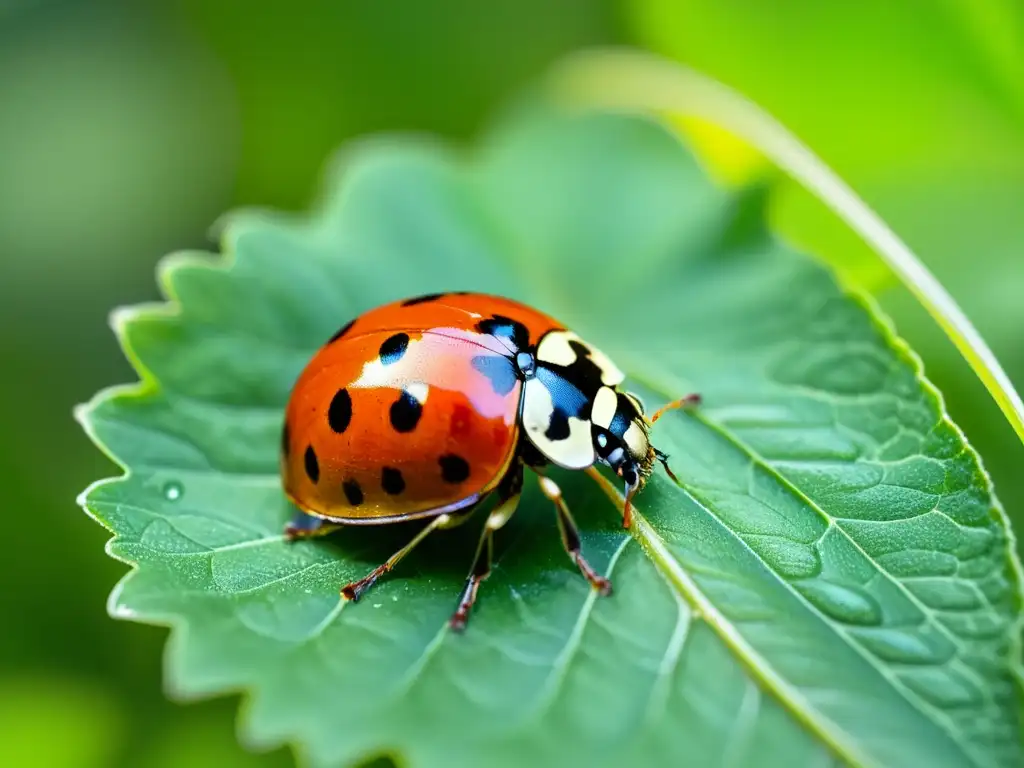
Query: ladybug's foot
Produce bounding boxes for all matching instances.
[284,510,340,541]
[573,553,613,596]
[339,512,463,604]
[449,466,523,632]
[448,582,481,633]
[650,393,701,424]
[341,567,387,602]
[538,475,614,599]
[449,560,487,632]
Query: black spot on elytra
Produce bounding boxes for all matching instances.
[381,466,405,495]
[304,445,319,484]
[281,421,290,457]
[471,355,517,396]
[545,409,571,441]
[402,292,445,306]
[342,478,363,506]
[328,319,355,344]
[327,388,352,433]
[439,454,470,483]
[390,390,422,432]
[476,315,529,352]
[379,333,410,365]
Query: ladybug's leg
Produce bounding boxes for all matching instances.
[450,464,524,632]
[340,511,473,603]
[284,510,341,540]
[649,393,701,424]
[537,475,613,596]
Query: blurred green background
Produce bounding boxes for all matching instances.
[1,1,1021,766]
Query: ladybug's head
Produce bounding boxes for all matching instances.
[591,388,657,495]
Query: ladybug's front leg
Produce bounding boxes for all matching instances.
[449,463,524,632]
[284,509,341,540]
[537,474,613,596]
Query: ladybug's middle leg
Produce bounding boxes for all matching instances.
[537,474,613,596]
[449,462,524,632]
[340,509,474,603]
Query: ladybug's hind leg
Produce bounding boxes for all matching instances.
[450,463,524,632]
[285,509,341,540]
[536,474,613,596]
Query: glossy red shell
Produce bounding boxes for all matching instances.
[281,293,563,523]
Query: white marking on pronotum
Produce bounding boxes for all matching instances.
[521,378,595,470]
[537,331,626,387]
[591,386,618,429]
[536,331,580,367]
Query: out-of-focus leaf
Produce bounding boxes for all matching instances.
[625,0,1024,537]
[0,677,123,768]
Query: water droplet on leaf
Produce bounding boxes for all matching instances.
[162,481,183,501]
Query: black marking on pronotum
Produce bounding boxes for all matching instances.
[343,479,364,506]
[536,367,589,413]
[381,467,405,495]
[379,333,410,365]
[559,339,606,397]
[471,355,517,396]
[327,388,352,433]
[545,410,571,441]
[390,390,423,432]
[439,454,470,483]
[476,315,529,352]
[304,445,320,484]
[401,292,445,306]
[328,319,355,345]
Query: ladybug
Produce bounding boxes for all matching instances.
[281,292,698,630]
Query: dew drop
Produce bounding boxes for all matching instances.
[162,481,183,501]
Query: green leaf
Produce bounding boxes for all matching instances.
[78,108,1023,768]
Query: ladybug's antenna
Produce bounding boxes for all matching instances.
[650,393,702,424]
